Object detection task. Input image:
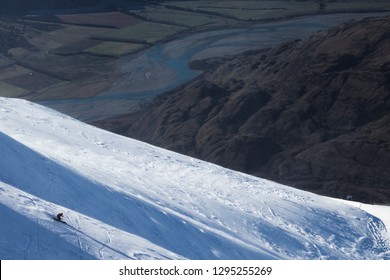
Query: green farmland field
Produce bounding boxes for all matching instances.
[85,41,146,57]
[136,5,228,27]
[93,21,187,44]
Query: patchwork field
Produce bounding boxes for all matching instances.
[84,41,146,57]
[56,11,142,28]
[4,71,62,92]
[92,21,187,44]
[28,24,114,52]
[135,5,231,27]
[50,39,99,55]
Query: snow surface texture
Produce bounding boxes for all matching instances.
[0,97,389,260]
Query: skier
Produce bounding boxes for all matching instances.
[56,212,64,221]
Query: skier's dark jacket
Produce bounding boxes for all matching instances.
[56,213,63,221]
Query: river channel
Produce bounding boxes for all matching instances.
[39,12,389,122]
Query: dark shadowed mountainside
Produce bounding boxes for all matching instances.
[94,16,390,204]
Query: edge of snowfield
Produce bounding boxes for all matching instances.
[0,97,389,260]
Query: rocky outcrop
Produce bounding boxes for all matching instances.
[95,16,390,204]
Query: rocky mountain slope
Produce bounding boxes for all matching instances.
[95,16,390,204]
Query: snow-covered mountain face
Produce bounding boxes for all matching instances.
[0,97,389,260]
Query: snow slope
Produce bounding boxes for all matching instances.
[0,97,389,260]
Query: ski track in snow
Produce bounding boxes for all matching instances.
[0,97,389,260]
